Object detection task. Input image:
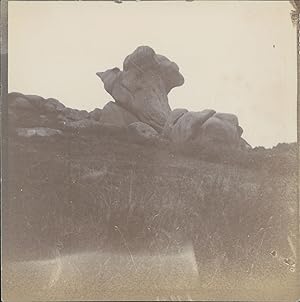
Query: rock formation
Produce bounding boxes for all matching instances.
[97,45,249,149]
[161,107,246,148]
[8,92,103,133]
[8,45,251,149]
[96,46,184,132]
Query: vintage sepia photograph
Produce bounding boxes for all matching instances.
[1,0,299,301]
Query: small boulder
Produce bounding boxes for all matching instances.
[16,127,62,137]
[62,119,100,130]
[128,122,158,143]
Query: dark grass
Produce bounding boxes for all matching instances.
[2,131,297,288]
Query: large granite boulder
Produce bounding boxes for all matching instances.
[97,46,184,132]
[163,108,247,148]
[200,113,242,146]
[167,109,216,144]
[100,101,139,128]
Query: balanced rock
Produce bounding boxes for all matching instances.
[97,46,184,132]
[128,122,158,143]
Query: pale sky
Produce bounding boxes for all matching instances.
[8,1,297,147]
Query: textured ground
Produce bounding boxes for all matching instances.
[2,132,298,301]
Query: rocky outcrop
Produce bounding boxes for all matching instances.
[8,93,66,113]
[97,46,184,132]
[8,46,251,149]
[8,92,103,132]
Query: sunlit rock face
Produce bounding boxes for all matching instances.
[97,46,184,132]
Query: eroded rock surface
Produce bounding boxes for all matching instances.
[97,46,184,132]
[8,45,250,149]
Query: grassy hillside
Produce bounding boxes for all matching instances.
[2,130,298,300]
